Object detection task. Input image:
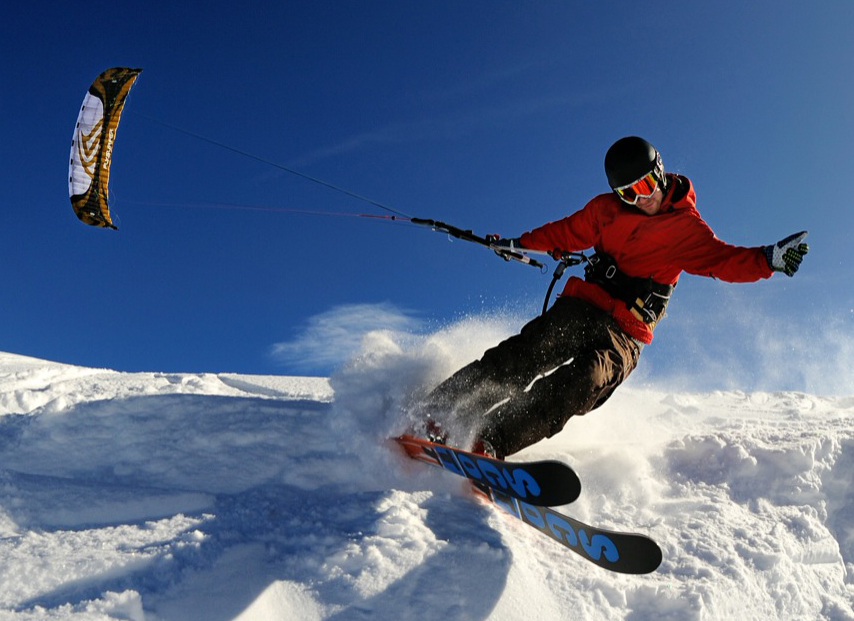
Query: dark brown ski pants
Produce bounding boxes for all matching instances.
[421,297,640,458]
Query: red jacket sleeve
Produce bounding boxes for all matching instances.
[518,201,600,255]
[665,209,773,282]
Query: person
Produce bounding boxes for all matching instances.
[413,136,809,459]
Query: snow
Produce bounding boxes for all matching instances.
[1,316,853,621]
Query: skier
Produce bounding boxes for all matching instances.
[414,136,809,459]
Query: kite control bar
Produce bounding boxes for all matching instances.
[411,217,589,314]
[410,217,545,269]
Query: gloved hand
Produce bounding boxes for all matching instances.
[764,231,809,277]
[486,235,521,260]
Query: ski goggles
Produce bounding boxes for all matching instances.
[614,172,659,205]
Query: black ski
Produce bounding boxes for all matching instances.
[479,483,662,574]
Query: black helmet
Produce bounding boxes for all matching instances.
[604,136,665,192]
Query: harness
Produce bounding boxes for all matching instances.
[583,252,674,329]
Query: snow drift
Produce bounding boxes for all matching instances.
[1,314,853,620]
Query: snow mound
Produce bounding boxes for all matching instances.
[0,340,852,620]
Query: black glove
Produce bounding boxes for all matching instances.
[764,231,809,277]
[486,236,521,260]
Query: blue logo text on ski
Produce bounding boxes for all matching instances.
[395,434,581,507]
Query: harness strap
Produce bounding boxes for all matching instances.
[584,252,674,329]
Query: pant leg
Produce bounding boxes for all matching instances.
[418,298,613,428]
[477,319,639,458]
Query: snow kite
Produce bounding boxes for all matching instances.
[69,67,142,229]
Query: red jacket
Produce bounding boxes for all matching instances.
[518,175,773,344]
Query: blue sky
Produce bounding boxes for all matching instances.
[2,2,852,392]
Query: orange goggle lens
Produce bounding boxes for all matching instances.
[615,172,659,205]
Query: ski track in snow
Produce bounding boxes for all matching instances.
[0,345,853,621]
